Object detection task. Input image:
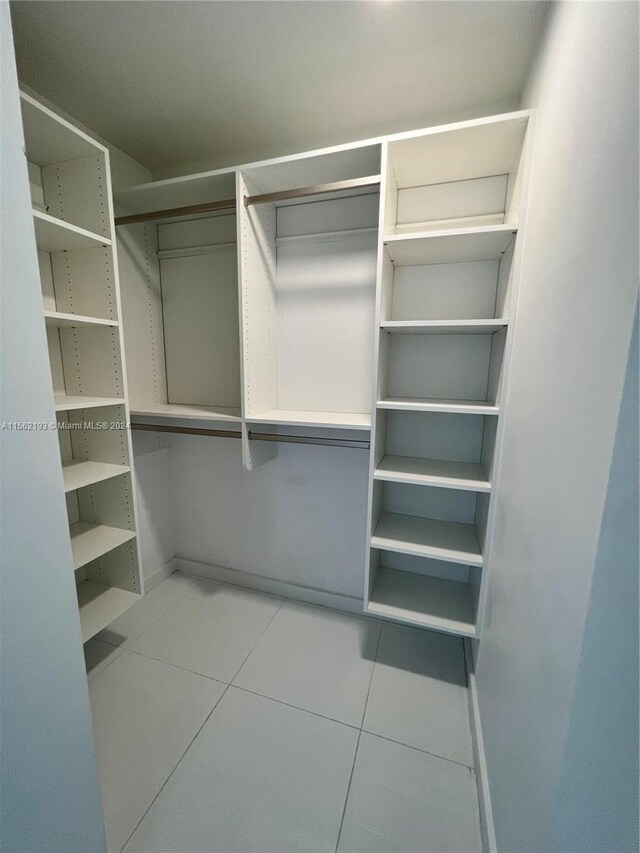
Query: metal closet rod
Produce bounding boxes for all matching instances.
[244,175,381,207]
[130,421,370,450]
[114,175,381,225]
[114,198,236,226]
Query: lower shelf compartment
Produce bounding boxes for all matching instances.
[76,580,140,643]
[69,521,136,570]
[372,511,483,567]
[367,567,477,637]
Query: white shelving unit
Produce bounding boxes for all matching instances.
[20,91,143,642]
[117,174,243,431]
[113,108,531,641]
[364,111,531,638]
[237,146,380,467]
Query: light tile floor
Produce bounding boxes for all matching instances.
[85,572,482,853]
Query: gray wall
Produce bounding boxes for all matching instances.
[475,2,639,851]
[0,5,106,851]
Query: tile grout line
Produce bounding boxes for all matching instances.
[229,595,286,683]
[229,684,361,731]
[360,728,475,770]
[334,622,384,853]
[119,681,232,853]
[119,598,287,851]
[92,574,199,652]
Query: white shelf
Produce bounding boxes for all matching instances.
[44,310,118,329]
[54,395,124,412]
[70,521,136,570]
[367,567,477,637]
[20,92,103,166]
[381,319,508,335]
[33,210,111,253]
[62,461,130,493]
[248,409,371,430]
[377,396,499,416]
[76,580,140,643]
[383,224,516,266]
[374,455,490,492]
[372,511,483,567]
[130,403,241,424]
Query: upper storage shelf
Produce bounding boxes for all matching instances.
[20,92,104,166]
[384,224,516,266]
[385,112,529,237]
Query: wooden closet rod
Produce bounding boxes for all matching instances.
[114,198,236,226]
[243,175,381,207]
[130,421,370,449]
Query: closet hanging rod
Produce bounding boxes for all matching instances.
[130,422,370,449]
[244,175,381,207]
[114,198,236,226]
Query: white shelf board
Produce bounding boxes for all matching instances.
[248,409,371,430]
[33,210,111,253]
[383,224,516,266]
[374,455,490,492]
[70,521,136,570]
[130,403,241,423]
[372,511,483,567]
[367,567,477,637]
[377,396,499,416]
[44,310,118,329]
[54,395,124,412]
[62,461,130,493]
[381,319,508,335]
[20,92,104,166]
[76,580,140,643]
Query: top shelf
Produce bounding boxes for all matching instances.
[387,113,529,189]
[20,92,104,166]
[383,224,516,266]
[248,409,371,431]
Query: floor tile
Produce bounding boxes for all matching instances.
[84,637,124,681]
[234,601,381,726]
[90,650,225,853]
[338,733,481,853]
[128,580,282,682]
[363,624,473,766]
[125,687,359,853]
[95,572,197,648]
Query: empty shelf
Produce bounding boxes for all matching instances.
[377,396,499,415]
[62,461,130,493]
[70,521,136,570]
[372,511,483,567]
[374,455,490,492]
[54,395,124,411]
[44,310,118,328]
[21,92,103,166]
[76,580,140,643]
[33,210,111,252]
[381,319,508,335]
[130,403,242,423]
[367,567,477,637]
[248,409,371,430]
[383,224,516,266]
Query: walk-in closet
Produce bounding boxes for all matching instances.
[2,3,637,853]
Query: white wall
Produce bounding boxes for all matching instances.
[0,5,106,850]
[475,3,639,851]
[549,311,638,852]
[170,435,369,604]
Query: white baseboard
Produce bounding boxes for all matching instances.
[465,639,497,853]
[173,556,364,615]
[143,557,178,592]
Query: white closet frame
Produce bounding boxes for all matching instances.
[20,91,143,643]
[113,108,533,639]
